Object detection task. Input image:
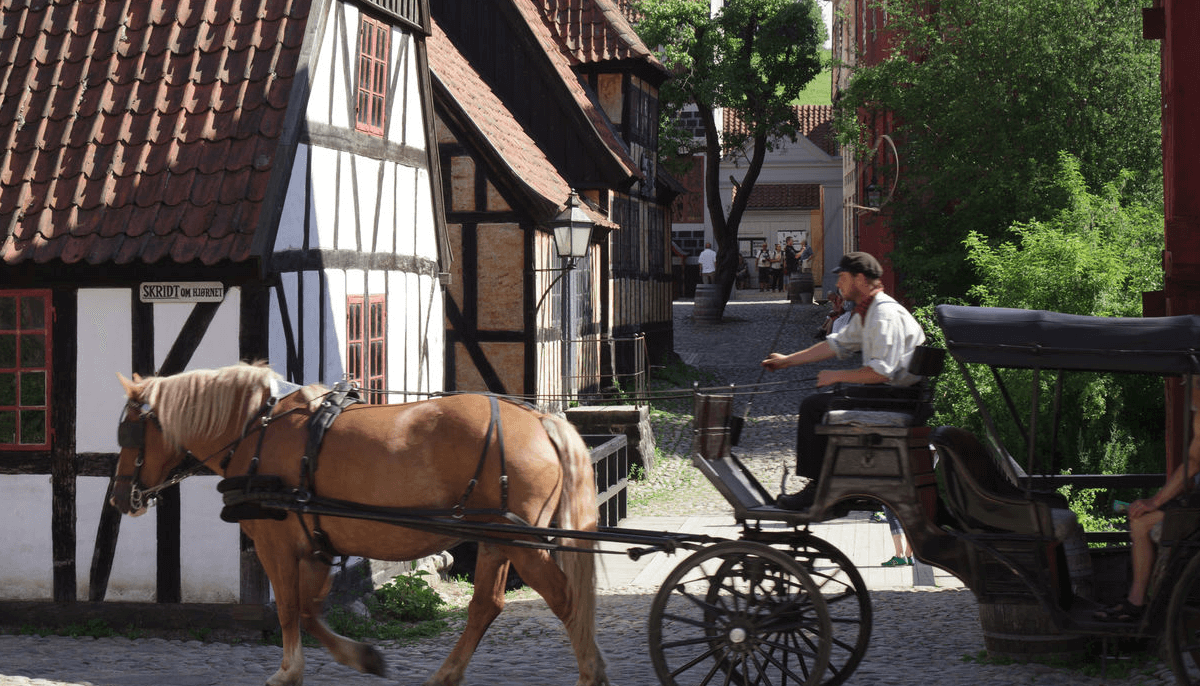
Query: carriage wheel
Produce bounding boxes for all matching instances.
[786,535,872,686]
[1166,552,1200,684]
[648,541,832,686]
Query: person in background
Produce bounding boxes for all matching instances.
[769,243,784,292]
[798,239,814,271]
[761,252,926,510]
[756,244,772,292]
[880,507,913,567]
[784,237,799,289]
[698,242,717,284]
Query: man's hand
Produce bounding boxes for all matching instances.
[761,353,789,371]
[816,370,840,387]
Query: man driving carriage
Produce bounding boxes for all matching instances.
[761,251,926,510]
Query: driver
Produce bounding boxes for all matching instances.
[761,251,926,510]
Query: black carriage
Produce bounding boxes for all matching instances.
[672,304,1200,686]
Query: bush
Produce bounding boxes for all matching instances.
[370,571,446,622]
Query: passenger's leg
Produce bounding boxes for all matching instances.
[1128,510,1163,606]
[796,391,834,479]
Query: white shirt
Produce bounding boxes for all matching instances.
[698,248,717,274]
[826,293,926,385]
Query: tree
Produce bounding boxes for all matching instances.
[634,0,825,312]
[917,153,1165,482]
[834,0,1162,303]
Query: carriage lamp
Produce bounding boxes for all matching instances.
[550,191,594,269]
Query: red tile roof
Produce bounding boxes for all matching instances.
[529,0,662,71]
[509,0,642,181]
[735,183,822,210]
[429,20,573,223]
[723,105,839,157]
[0,0,310,267]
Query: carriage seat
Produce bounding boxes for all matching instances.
[822,345,947,429]
[928,426,1079,541]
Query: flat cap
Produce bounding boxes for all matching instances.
[832,251,883,279]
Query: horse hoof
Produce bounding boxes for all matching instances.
[361,644,387,677]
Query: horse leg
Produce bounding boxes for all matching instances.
[504,546,608,686]
[248,535,307,686]
[295,555,386,677]
[424,543,510,686]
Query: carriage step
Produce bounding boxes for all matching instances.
[218,475,291,522]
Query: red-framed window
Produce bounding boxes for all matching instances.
[0,290,51,449]
[347,295,387,404]
[356,14,390,136]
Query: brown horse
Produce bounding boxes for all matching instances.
[111,362,608,686]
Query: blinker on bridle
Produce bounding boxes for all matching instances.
[115,399,203,511]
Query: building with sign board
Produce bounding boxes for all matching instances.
[0,0,448,623]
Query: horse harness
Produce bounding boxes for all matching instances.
[210,388,528,565]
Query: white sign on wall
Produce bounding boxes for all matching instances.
[139,282,225,303]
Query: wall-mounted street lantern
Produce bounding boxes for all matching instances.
[550,191,594,268]
[539,190,595,409]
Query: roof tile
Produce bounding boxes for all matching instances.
[1,0,312,267]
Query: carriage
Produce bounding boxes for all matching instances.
[109,303,1200,686]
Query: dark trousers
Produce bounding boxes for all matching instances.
[795,384,924,479]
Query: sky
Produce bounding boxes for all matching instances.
[821,0,833,48]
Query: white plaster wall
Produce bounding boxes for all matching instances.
[401,36,425,150]
[393,164,417,256]
[310,146,340,251]
[179,476,240,603]
[77,289,132,453]
[75,475,157,602]
[268,273,294,383]
[323,271,349,385]
[414,167,437,260]
[152,289,240,371]
[0,475,54,599]
[302,272,323,384]
[275,144,311,252]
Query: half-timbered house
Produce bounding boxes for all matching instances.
[0,0,447,616]
[432,0,676,407]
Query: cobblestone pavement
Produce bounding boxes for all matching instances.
[0,292,1175,686]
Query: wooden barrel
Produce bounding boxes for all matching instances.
[977,602,1087,662]
[788,272,814,304]
[694,284,724,323]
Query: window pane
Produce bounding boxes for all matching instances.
[20,295,45,328]
[0,372,14,405]
[0,410,14,443]
[20,333,45,367]
[20,371,45,405]
[0,297,14,329]
[0,334,14,367]
[20,409,45,444]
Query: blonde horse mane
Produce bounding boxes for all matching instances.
[136,362,282,449]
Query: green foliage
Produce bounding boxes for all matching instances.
[919,156,1166,481]
[833,0,1162,302]
[371,571,446,622]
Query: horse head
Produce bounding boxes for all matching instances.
[111,372,188,516]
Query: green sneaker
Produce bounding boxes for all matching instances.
[881,555,907,567]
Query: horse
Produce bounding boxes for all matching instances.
[110,362,608,686]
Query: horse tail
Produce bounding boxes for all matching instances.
[539,413,606,683]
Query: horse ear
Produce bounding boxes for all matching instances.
[132,372,143,382]
[117,373,139,398]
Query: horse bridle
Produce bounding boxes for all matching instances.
[114,395,298,511]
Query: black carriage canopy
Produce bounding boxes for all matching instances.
[935,305,1200,375]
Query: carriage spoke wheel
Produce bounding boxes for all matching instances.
[785,534,872,686]
[649,541,832,686]
[1167,551,1200,684]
